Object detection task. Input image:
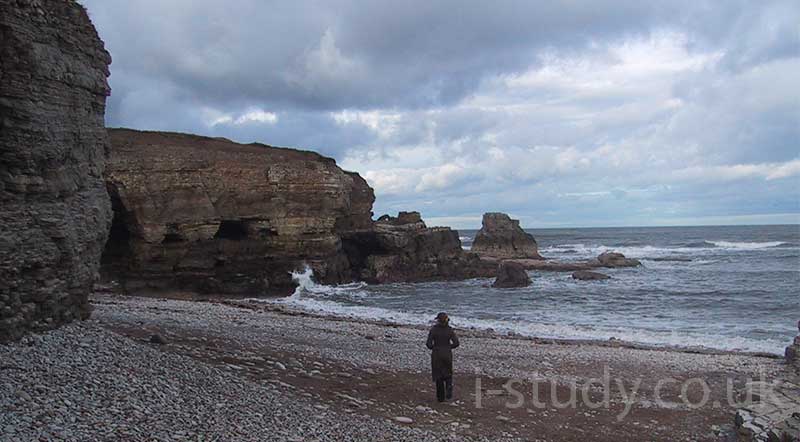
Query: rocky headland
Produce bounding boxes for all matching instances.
[102,130,494,295]
[345,211,495,284]
[0,0,112,342]
[103,128,376,295]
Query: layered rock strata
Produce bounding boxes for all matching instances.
[471,213,543,259]
[0,0,112,342]
[343,212,495,283]
[103,129,374,295]
[734,378,800,442]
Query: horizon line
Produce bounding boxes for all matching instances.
[452,223,800,230]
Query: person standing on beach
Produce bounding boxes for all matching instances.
[426,312,460,402]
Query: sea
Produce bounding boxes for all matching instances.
[269,225,799,355]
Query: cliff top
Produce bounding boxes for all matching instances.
[108,128,338,166]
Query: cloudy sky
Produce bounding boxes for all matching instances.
[82,0,799,228]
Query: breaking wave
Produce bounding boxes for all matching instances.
[706,240,787,249]
[540,240,791,259]
[285,265,368,300]
[250,265,790,354]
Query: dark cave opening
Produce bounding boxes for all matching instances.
[161,233,184,244]
[101,191,133,271]
[214,220,248,240]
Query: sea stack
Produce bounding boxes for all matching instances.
[0,0,113,342]
[471,213,543,259]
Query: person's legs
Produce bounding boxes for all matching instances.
[445,377,453,400]
[436,379,446,402]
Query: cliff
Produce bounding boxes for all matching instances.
[103,129,375,295]
[0,0,112,341]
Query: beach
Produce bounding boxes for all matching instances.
[2,291,795,442]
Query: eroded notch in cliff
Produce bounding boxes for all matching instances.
[214,220,248,240]
[161,233,184,244]
[101,186,133,272]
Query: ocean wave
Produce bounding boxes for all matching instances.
[284,266,369,300]
[540,240,791,258]
[272,293,784,354]
[682,241,712,248]
[706,240,787,249]
[254,266,788,355]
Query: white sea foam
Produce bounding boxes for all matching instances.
[540,240,790,259]
[257,266,788,355]
[707,240,786,249]
[286,265,368,300]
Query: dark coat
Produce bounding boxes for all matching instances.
[426,323,460,382]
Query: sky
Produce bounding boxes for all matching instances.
[81,0,799,229]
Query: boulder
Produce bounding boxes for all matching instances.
[103,129,374,295]
[0,0,112,342]
[149,334,167,345]
[594,252,641,268]
[786,320,800,369]
[492,262,532,288]
[572,271,611,281]
[471,213,543,259]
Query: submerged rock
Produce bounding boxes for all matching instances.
[472,213,543,259]
[492,262,532,288]
[593,252,641,268]
[572,270,611,281]
[648,257,692,262]
[0,0,112,342]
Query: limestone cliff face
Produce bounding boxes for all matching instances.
[0,0,112,341]
[471,213,543,260]
[103,129,374,295]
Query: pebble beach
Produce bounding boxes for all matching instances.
[2,292,796,441]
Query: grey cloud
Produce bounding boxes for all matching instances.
[81,0,800,227]
[84,0,744,112]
